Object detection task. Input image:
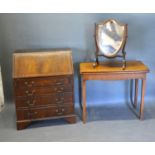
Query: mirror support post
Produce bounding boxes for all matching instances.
[93,23,99,68]
[122,24,128,70]
[122,50,126,70]
[93,55,99,68]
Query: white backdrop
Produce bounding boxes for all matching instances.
[0,66,4,111]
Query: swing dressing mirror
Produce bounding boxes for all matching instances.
[94,19,128,69]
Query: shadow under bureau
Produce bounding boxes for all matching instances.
[13,49,76,130]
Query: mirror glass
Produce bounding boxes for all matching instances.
[96,20,125,57]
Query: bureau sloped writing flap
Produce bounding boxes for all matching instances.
[13,49,73,78]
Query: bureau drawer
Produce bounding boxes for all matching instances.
[14,76,73,88]
[16,106,74,120]
[14,84,72,96]
[15,92,73,107]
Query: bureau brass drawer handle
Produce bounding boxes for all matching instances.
[24,81,34,86]
[28,94,34,96]
[56,82,62,85]
[56,101,63,104]
[57,112,63,115]
[26,100,35,106]
[55,87,64,90]
[27,94,33,96]
[25,90,35,96]
[28,81,34,87]
[55,98,64,102]
[54,89,64,93]
[57,109,65,115]
[27,112,38,116]
[55,108,65,114]
[28,103,35,106]
[57,91,63,93]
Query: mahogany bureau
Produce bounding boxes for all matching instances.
[13,49,76,130]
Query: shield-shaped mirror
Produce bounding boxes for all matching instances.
[94,19,128,69]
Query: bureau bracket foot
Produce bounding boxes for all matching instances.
[17,121,31,130]
[65,115,76,124]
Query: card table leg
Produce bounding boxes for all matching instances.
[140,78,146,120]
[134,79,138,109]
[82,79,86,123]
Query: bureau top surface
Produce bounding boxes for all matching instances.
[13,49,73,78]
[80,61,149,74]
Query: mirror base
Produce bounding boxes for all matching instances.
[93,53,127,70]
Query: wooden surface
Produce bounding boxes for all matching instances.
[13,50,76,130]
[13,49,73,78]
[79,61,149,123]
[80,61,149,74]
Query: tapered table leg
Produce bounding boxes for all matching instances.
[130,79,133,106]
[82,78,86,123]
[78,75,82,109]
[134,79,138,108]
[140,78,146,120]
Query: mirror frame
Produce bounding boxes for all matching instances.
[94,19,128,70]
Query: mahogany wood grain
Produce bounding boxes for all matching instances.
[16,105,74,120]
[13,49,76,130]
[13,49,73,78]
[80,61,149,74]
[80,61,149,123]
[15,92,73,108]
[14,83,72,96]
[14,76,72,87]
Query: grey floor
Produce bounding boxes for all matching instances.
[0,102,155,142]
